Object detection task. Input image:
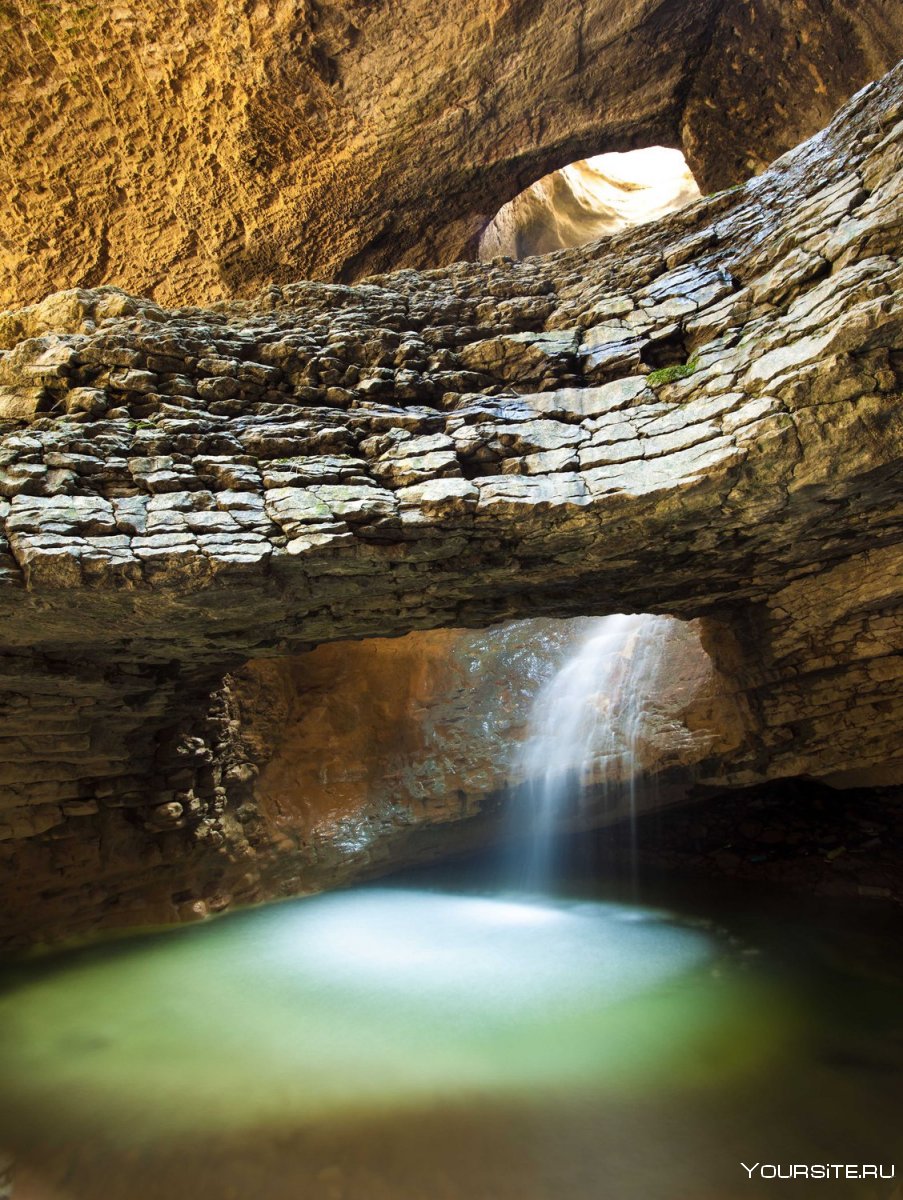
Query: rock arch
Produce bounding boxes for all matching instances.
[0,62,901,943]
[1,0,902,308]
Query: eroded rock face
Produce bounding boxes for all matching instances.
[225,618,753,890]
[1,1,902,308]
[0,64,902,943]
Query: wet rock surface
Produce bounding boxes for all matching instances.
[0,64,902,943]
[226,618,750,895]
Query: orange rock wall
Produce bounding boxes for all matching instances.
[232,618,754,865]
[2,0,900,308]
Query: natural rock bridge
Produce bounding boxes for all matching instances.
[1,63,902,943]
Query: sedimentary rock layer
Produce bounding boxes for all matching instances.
[0,62,901,942]
[1,0,902,308]
[229,618,752,892]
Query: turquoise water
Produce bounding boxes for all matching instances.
[0,874,901,1199]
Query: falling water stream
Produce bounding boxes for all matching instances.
[0,617,901,1198]
[514,614,669,890]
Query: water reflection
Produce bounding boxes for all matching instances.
[0,878,900,1200]
[0,890,720,1141]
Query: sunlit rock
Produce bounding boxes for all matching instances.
[2,1,902,307]
[479,148,701,260]
[228,617,751,889]
[0,63,903,943]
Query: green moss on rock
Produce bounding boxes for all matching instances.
[647,360,698,388]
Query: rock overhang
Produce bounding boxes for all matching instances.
[0,63,901,942]
[2,0,903,309]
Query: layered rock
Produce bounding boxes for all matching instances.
[0,63,902,942]
[227,618,753,893]
[1,0,902,308]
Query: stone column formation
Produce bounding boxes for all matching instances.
[0,61,901,943]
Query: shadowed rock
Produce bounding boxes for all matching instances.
[0,62,902,943]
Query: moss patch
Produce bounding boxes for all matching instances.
[647,359,698,388]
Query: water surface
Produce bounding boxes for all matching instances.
[0,871,900,1199]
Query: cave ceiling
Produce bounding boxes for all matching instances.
[1,0,901,308]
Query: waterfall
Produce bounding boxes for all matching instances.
[512,614,669,891]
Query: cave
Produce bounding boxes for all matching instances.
[1,2,903,1197]
[479,147,702,260]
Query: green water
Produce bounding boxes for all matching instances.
[0,870,901,1200]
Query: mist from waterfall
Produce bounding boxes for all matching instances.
[512,614,670,892]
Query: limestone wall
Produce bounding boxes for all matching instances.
[1,0,901,308]
[0,64,902,943]
[226,618,752,883]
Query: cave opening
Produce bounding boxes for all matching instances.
[478,147,701,260]
[2,610,901,1199]
[229,612,737,894]
[2,10,903,1191]
[223,603,903,917]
